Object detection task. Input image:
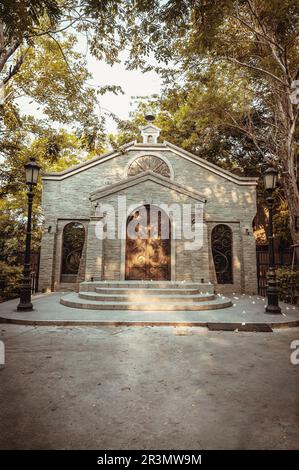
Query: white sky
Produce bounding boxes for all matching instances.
[18,39,163,135]
[88,52,162,133]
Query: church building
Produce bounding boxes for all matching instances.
[39,114,258,309]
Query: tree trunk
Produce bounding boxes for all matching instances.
[281,92,299,257]
[281,170,299,258]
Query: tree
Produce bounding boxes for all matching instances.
[0,0,61,84]
[0,0,139,300]
[0,0,136,90]
[103,0,299,248]
[0,28,109,301]
[0,29,108,196]
[114,62,266,175]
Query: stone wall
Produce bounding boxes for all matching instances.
[90,179,206,282]
[41,148,256,222]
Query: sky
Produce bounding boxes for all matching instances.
[85,51,162,133]
[18,39,163,135]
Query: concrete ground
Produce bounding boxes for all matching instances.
[0,324,299,449]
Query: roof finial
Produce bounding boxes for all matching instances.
[140,109,160,144]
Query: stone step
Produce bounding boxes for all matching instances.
[80,280,214,293]
[60,293,232,311]
[79,292,215,303]
[95,287,203,295]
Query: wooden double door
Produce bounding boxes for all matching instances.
[125,205,171,281]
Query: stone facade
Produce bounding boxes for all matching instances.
[39,127,258,294]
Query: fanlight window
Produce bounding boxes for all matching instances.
[128,156,170,178]
[61,222,85,283]
[211,224,233,284]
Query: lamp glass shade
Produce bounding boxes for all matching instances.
[25,158,40,185]
[264,167,278,190]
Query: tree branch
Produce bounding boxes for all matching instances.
[234,6,288,77]
[245,0,284,52]
[0,40,21,73]
[225,56,287,87]
[3,47,30,84]
[28,16,81,39]
[46,32,85,92]
[47,32,74,75]
[225,114,265,157]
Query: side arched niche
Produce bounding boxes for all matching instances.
[60,222,85,283]
[211,224,233,284]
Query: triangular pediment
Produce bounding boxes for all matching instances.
[42,139,258,186]
[141,124,160,133]
[89,170,206,203]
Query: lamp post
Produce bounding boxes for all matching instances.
[17,157,40,311]
[264,167,281,314]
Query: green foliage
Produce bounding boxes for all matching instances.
[114,65,263,177]
[1,32,106,152]
[273,192,292,246]
[0,0,61,43]
[276,267,299,304]
[0,261,22,302]
[0,28,110,302]
[0,123,87,302]
[0,211,25,301]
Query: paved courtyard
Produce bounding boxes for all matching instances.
[0,324,299,449]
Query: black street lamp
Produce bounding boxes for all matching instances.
[264,166,281,314]
[17,157,40,311]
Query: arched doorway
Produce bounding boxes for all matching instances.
[125,205,171,280]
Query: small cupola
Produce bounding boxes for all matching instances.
[140,110,160,144]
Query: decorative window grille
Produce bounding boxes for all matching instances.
[211,224,233,284]
[128,156,170,178]
[61,222,85,282]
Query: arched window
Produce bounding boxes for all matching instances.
[147,135,153,143]
[211,224,233,284]
[128,155,170,178]
[61,222,85,283]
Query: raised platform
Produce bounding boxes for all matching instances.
[0,293,299,330]
[60,281,232,311]
[0,293,299,329]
